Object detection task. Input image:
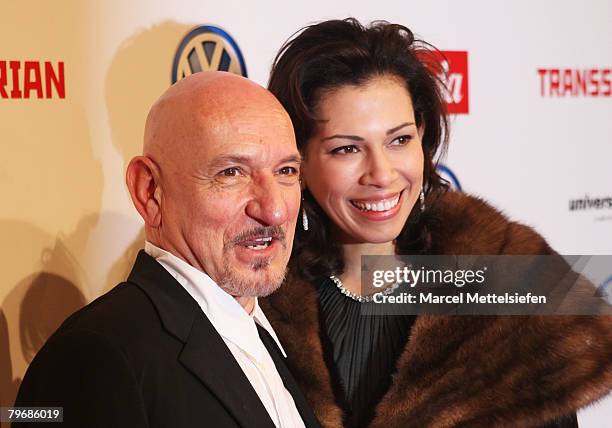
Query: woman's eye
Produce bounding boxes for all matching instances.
[220,167,242,177]
[331,145,360,155]
[390,135,412,146]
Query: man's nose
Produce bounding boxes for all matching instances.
[359,149,397,188]
[245,175,290,226]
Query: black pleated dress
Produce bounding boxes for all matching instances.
[317,278,416,428]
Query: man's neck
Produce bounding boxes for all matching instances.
[235,295,256,315]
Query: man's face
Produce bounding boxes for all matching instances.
[160,104,300,298]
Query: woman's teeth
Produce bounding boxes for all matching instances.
[351,195,400,212]
[246,237,273,250]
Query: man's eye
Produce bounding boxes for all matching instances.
[220,167,242,177]
[390,135,412,146]
[331,145,359,155]
[279,166,298,175]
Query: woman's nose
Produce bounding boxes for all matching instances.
[359,150,397,188]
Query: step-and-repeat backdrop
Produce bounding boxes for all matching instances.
[1,0,610,425]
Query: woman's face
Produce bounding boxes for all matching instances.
[302,76,424,244]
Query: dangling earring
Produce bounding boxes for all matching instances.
[302,209,309,231]
[420,189,425,213]
[301,193,309,231]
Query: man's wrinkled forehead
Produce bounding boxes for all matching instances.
[195,105,298,168]
[201,103,293,136]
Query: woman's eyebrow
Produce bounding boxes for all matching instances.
[321,122,415,142]
[321,134,364,142]
[386,122,415,135]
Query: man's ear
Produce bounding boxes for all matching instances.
[126,156,162,227]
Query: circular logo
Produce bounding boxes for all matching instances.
[172,25,247,83]
[436,164,462,191]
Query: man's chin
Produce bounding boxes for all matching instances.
[219,263,287,298]
[252,280,282,298]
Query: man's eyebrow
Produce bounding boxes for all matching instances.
[208,154,302,168]
[320,122,416,142]
[208,154,253,168]
[279,154,302,165]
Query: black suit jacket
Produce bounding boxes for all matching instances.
[15,251,321,428]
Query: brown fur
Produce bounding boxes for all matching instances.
[262,192,612,427]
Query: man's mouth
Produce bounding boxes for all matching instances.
[241,236,274,251]
[350,192,402,212]
[231,226,285,253]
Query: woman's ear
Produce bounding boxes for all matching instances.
[299,160,308,191]
[126,156,163,227]
[418,122,426,140]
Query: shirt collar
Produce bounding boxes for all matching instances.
[144,241,287,359]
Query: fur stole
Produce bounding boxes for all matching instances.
[262,192,612,427]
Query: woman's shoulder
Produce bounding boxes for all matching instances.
[423,191,552,255]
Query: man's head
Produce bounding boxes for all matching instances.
[127,72,301,299]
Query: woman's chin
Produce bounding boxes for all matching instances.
[345,228,404,245]
[352,216,410,244]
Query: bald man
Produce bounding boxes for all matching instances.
[14,72,321,428]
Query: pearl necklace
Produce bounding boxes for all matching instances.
[329,275,399,303]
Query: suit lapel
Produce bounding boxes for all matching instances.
[128,251,275,428]
[180,315,276,428]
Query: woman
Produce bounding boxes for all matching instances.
[262,19,612,428]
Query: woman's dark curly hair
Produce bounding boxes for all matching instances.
[268,18,450,281]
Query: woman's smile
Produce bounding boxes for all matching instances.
[349,190,405,221]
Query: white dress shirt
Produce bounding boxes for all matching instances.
[144,242,305,428]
